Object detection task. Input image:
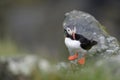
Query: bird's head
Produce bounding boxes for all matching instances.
[64,26,76,40]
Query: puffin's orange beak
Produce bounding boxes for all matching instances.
[72,32,75,40]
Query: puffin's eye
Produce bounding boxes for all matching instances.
[67,28,71,32]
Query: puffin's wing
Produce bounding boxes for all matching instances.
[63,10,108,41]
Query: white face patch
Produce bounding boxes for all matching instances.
[66,27,76,35]
[66,28,72,35]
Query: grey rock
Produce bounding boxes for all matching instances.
[63,10,120,56]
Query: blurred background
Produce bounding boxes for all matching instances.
[0,0,120,60]
[0,0,120,80]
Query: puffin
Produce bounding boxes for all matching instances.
[64,26,97,65]
[63,10,100,65]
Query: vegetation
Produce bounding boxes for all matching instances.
[0,40,120,80]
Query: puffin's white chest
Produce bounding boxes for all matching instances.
[64,37,81,49]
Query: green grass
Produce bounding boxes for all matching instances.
[30,57,120,80]
[32,66,112,80]
[0,40,25,56]
[0,40,120,80]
